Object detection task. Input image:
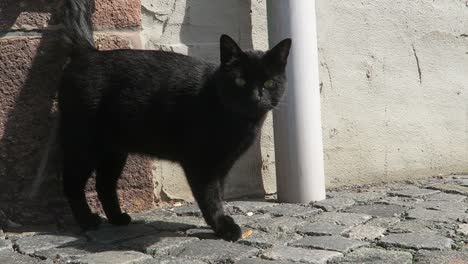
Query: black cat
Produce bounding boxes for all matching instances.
[59,0,291,241]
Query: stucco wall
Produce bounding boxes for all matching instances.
[142,0,468,199]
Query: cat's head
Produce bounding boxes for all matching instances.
[216,34,291,118]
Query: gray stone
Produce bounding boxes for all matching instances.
[387,220,434,234]
[296,222,350,236]
[427,183,468,195]
[141,233,199,256]
[259,204,321,218]
[406,207,466,223]
[15,234,84,254]
[135,256,206,264]
[172,204,202,217]
[389,188,440,198]
[365,217,400,228]
[311,212,372,227]
[346,204,407,217]
[0,248,52,264]
[235,259,297,264]
[377,196,423,208]
[148,216,207,232]
[0,239,11,250]
[86,224,157,244]
[326,191,386,204]
[414,200,467,212]
[226,201,278,215]
[336,247,413,264]
[456,223,468,236]
[172,239,259,263]
[262,245,342,264]
[313,197,356,212]
[238,230,302,249]
[130,209,174,222]
[232,213,272,227]
[248,216,306,233]
[66,250,151,264]
[290,235,368,253]
[344,225,386,240]
[415,250,468,264]
[380,233,453,250]
[185,228,217,239]
[33,243,116,260]
[425,192,466,202]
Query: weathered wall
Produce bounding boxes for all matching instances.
[0,0,155,226]
[317,0,468,187]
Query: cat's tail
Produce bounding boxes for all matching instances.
[60,0,96,53]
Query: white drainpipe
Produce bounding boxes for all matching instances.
[267,0,326,203]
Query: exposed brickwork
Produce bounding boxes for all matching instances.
[0,0,152,226]
[92,0,141,29]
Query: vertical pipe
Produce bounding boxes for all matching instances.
[267,0,326,203]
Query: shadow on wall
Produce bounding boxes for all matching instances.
[0,0,71,226]
[179,0,266,199]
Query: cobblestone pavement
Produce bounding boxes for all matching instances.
[1,176,467,263]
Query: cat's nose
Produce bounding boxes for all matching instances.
[251,89,261,102]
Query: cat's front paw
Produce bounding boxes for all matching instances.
[108,213,132,226]
[215,215,242,241]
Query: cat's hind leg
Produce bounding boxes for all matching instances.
[95,150,131,226]
[62,145,100,230]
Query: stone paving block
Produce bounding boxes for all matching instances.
[346,204,407,217]
[313,197,356,212]
[327,191,386,204]
[344,225,386,240]
[259,204,322,218]
[226,201,278,215]
[262,245,342,264]
[414,201,468,213]
[33,243,116,260]
[171,204,202,217]
[248,216,306,233]
[415,250,468,264]
[379,233,453,250]
[0,239,11,250]
[290,235,369,253]
[406,207,466,223]
[86,224,157,244]
[0,248,53,264]
[377,196,423,207]
[232,213,272,227]
[365,217,400,228]
[389,188,440,198]
[147,216,207,232]
[139,233,199,256]
[334,247,413,264]
[66,250,151,264]
[15,234,84,255]
[235,258,297,264]
[425,192,467,202]
[238,230,302,249]
[171,239,259,263]
[457,223,468,236]
[130,209,175,222]
[311,212,372,227]
[387,220,434,234]
[136,256,207,264]
[427,183,468,195]
[296,222,350,236]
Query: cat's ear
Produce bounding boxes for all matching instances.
[265,38,292,71]
[220,34,242,66]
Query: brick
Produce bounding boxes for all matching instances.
[0,0,53,31]
[93,0,141,29]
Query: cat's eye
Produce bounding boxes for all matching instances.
[264,80,274,89]
[235,78,246,87]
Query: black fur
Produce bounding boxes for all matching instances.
[59,0,291,241]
